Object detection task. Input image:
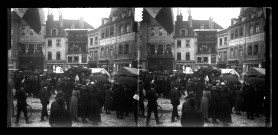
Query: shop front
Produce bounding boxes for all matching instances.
[148,58,173,72]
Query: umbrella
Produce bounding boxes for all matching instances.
[90,75,109,84]
[246,77,265,86]
[116,76,138,87]
[222,75,239,83]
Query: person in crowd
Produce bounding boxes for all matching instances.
[195,78,204,110]
[170,83,180,122]
[138,80,146,118]
[49,91,72,127]
[14,83,32,126]
[219,83,233,126]
[104,84,112,114]
[181,95,204,127]
[145,83,162,126]
[79,83,90,123]
[69,85,80,122]
[209,84,221,124]
[244,84,257,120]
[97,83,105,113]
[88,85,101,124]
[200,84,211,122]
[38,83,50,122]
[133,90,140,126]
[234,83,242,115]
[65,78,74,110]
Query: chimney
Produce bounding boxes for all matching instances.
[47,14,54,22]
[79,17,84,29]
[59,13,63,27]
[176,12,183,22]
[209,17,214,29]
[188,8,192,27]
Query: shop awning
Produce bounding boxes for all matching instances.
[111,67,139,76]
[242,67,265,76]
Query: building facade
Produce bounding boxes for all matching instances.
[66,29,90,67]
[141,9,174,72]
[174,11,196,71]
[45,13,93,71]
[217,28,229,68]
[195,29,219,68]
[98,8,137,73]
[17,19,46,72]
[226,7,265,74]
[88,28,99,68]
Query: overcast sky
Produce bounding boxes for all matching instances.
[44,7,240,29]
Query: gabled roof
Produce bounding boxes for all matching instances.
[192,20,223,29]
[62,19,94,29]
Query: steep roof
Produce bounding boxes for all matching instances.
[62,19,94,29]
[192,20,223,29]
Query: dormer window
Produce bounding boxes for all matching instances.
[29,28,34,36]
[71,24,75,29]
[50,28,58,36]
[181,29,188,36]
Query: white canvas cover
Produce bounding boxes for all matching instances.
[220,68,240,78]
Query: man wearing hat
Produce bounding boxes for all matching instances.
[170,83,180,122]
[14,83,32,126]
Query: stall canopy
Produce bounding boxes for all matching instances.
[242,67,265,76]
[111,67,139,76]
[220,68,240,78]
[89,68,110,81]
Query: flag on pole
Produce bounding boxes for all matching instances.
[135,8,174,34]
[145,8,174,34]
[14,8,44,34]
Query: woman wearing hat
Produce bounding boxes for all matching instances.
[69,85,80,122]
[200,84,211,122]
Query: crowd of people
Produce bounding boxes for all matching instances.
[8,68,268,127]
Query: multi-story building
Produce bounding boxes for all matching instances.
[88,28,99,68]
[217,28,229,68]
[140,9,174,72]
[17,16,46,72]
[227,7,265,74]
[66,29,91,67]
[194,17,223,68]
[45,13,93,71]
[98,8,137,73]
[174,11,196,71]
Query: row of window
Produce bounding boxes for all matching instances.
[219,37,228,46]
[101,23,131,39]
[89,51,98,61]
[89,36,98,45]
[218,44,259,61]
[196,55,217,64]
[48,39,61,47]
[100,47,114,57]
[176,52,191,61]
[149,44,172,55]
[47,51,61,60]
[150,27,171,37]
[20,44,43,54]
[230,22,260,39]
[21,27,41,36]
[177,40,190,48]
[67,55,87,63]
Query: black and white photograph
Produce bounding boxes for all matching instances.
[7,7,272,127]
